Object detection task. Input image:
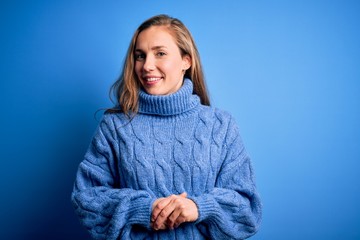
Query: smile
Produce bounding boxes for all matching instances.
[146,77,162,82]
[142,76,163,85]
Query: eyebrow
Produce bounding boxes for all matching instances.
[135,46,167,52]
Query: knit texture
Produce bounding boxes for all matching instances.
[71,79,262,239]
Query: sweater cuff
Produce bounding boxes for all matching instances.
[128,197,155,230]
[189,194,220,223]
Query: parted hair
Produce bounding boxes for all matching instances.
[107,14,210,115]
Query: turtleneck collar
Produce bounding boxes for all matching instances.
[138,78,200,116]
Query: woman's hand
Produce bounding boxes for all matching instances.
[151,192,199,230]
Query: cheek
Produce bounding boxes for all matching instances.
[162,59,182,75]
[134,62,142,75]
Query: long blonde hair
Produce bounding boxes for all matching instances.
[108,14,210,115]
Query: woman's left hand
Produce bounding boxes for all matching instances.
[151,192,199,230]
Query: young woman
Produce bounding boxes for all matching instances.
[72,14,262,239]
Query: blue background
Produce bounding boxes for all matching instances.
[1,1,359,239]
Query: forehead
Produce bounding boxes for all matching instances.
[135,26,177,49]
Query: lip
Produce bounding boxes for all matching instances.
[142,76,163,85]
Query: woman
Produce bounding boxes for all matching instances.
[72,14,262,239]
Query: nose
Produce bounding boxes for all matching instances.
[143,55,155,72]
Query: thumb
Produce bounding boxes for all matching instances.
[179,192,188,198]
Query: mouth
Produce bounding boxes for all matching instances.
[142,76,163,85]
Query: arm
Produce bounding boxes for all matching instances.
[190,117,262,239]
[71,116,154,240]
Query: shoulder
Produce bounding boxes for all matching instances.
[101,112,129,127]
[94,112,130,140]
[198,105,235,126]
[197,105,239,138]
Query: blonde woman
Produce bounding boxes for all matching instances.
[72,14,262,239]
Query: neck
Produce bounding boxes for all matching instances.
[138,79,200,116]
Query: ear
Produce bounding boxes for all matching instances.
[182,54,191,70]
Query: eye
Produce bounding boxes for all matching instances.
[135,53,145,61]
[156,51,166,57]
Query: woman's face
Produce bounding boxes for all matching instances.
[134,26,191,95]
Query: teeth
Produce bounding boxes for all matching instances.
[146,77,161,82]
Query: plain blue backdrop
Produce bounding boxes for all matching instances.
[1,1,359,239]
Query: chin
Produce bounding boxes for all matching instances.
[144,88,164,96]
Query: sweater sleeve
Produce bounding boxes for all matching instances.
[71,116,154,240]
[190,117,262,240]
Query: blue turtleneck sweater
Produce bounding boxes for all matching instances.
[71,79,262,239]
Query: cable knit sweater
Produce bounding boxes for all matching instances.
[71,79,262,239]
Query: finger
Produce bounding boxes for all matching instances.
[173,215,187,229]
[167,196,189,229]
[179,192,187,198]
[151,222,167,230]
[151,197,165,222]
[151,196,174,222]
[153,197,178,230]
[167,207,183,229]
[171,197,199,228]
[154,205,176,230]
